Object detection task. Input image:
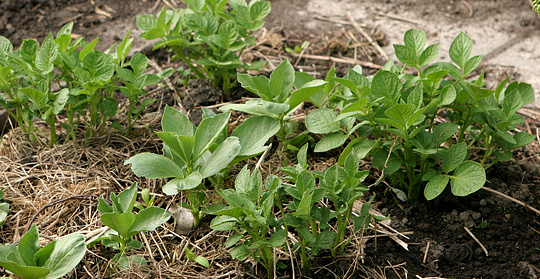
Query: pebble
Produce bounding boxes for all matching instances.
[458,211,471,222]
[472,212,482,220]
[479,199,487,206]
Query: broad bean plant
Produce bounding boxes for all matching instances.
[125,106,279,229]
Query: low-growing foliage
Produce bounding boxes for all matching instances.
[96,183,171,268]
[305,29,535,201]
[125,106,279,229]
[0,23,161,146]
[0,225,86,279]
[137,0,271,98]
[221,59,327,152]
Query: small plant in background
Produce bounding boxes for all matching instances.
[285,41,309,54]
[125,105,279,231]
[221,59,327,152]
[533,0,540,14]
[0,225,86,279]
[0,23,162,146]
[96,183,171,268]
[137,0,271,98]
[184,247,210,268]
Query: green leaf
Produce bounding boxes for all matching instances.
[268,229,286,247]
[101,212,136,239]
[463,55,482,75]
[162,106,195,136]
[438,85,456,106]
[404,29,427,56]
[0,36,14,54]
[442,142,467,173]
[186,12,218,36]
[249,1,271,21]
[231,116,279,157]
[237,74,271,100]
[449,32,473,69]
[218,21,238,48]
[137,15,157,31]
[128,207,171,237]
[433,123,458,143]
[200,137,241,178]
[130,53,149,78]
[314,132,348,152]
[44,234,86,279]
[125,153,183,179]
[0,262,49,279]
[287,80,327,113]
[194,256,210,268]
[100,98,118,117]
[510,132,534,149]
[19,88,46,107]
[79,37,99,61]
[225,233,243,248]
[269,59,294,102]
[163,172,203,195]
[114,183,138,213]
[394,44,416,66]
[384,104,416,131]
[19,225,40,266]
[503,90,523,118]
[193,111,231,160]
[305,108,340,134]
[294,190,313,218]
[338,138,374,165]
[52,89,69,114]
[372,70,402,106]
[230,243,250,261]
[418,43,440,67]
[450,161,486,197]
[36,33,58,74]
[185,0,204,12]
[424,175,449,200]
[82,51,114,82]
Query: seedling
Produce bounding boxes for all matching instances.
[97,183,171,266]
[0,225,86,279]
[205,166,286,278]
[184,247,209,268]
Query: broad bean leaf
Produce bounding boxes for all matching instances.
[231,116,280,157]
[193,111,230,160]
[162,172,202,195]
[162,106,195,136]
[200,137,241,178]
[125,153,183,179]
[314,132,347,153]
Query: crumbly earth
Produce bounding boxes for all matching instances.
[1,0,540,278]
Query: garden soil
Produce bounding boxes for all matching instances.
[1,0,540,278]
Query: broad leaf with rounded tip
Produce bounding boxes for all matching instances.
[125,153,183,179]
[424,174,450,200]
[200,137,241,178]
[450,161,486,197]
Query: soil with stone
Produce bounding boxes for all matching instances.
[1,0,540,278]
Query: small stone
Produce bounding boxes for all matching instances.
[459,211,471,222]
[479,199,487,206]
[472,212,481,220]
[402,217,408,225]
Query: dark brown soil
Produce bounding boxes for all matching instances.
[1,0,540,278]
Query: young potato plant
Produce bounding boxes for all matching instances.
[205,166,287,278]
[208,146,378,277]
[221,59,327,151]
[137,0,271,98]
[0,225,86,279]
[0,23,161,146]
[96,183,171,268]
[125,106,279,231]
[306,28,535,201]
